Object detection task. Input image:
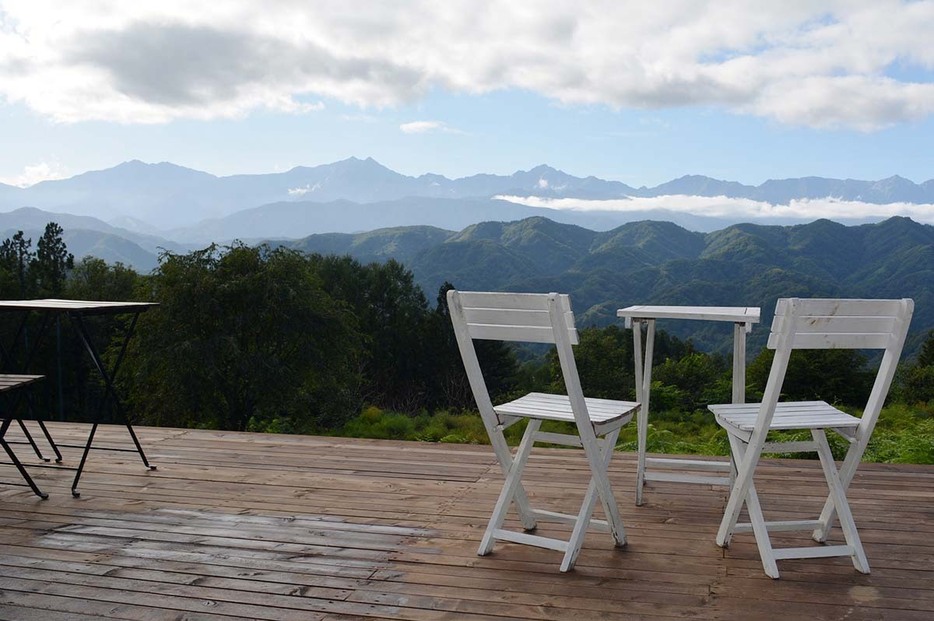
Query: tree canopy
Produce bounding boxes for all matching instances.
[0,223,930,465]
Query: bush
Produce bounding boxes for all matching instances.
[333,406,490,443]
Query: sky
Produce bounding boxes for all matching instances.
[1,0,934,195]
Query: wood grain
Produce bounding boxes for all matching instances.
[0,422,930,620]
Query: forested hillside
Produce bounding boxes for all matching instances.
[2,221,931,464]
[286,215,934,354]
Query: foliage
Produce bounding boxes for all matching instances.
[560,324,635,400]
[67,257,141,301]
[122,244,362,431]
[894,329,934,403]
[746,348,874,406]
[919,330,934,367]
[898,365,934,404]
[0,223,74,298]
[652,352,731,411]
[0,225,82,422]
[334,406,491,443]
[2,223,931,466]
[430,281,518,409]
[34,222,75,296]
[866,403,934,463]
[0,231,33,296]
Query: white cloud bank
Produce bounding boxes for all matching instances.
[399,120,463,134]
[0,160,68,187]
[498,194,934,225]
[0,1,932,128]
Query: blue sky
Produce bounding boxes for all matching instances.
[2,1,934,190]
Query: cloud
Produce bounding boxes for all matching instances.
[288,183,320,197]
[399,120,463,134]
[0,160,69,187]
[497,194,934,225]
[0,1,932,128]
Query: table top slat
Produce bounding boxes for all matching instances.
[617,305,760,323]
[0,299,157,314]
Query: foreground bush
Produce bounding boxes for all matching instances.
[329,402,934,465]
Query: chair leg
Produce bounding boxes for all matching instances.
[488,426,538,531]
[718,433,754,547]
[560,430,626,572]
[591,429,626,547]
[813,430,870,574]
[561,476,600,572]
[478,419,541,557]
[745,475,780,578]
[812,442,861,543]
[722,434,780,576]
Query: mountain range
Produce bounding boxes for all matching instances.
[280,215,934,356]
[0,205,930,354]
[1,158,932,243]
[0,158,931,353]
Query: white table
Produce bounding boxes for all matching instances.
[616,305,760,505]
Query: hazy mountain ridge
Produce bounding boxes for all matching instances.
[0,206,192,272]
[0,202,929,355]
[3,158,933,233]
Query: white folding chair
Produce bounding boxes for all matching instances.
[709,298,913,578]
[448,290,639,572]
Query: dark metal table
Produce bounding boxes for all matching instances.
[0,299,158,497]
[0,374,47,497]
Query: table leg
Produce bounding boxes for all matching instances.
[0,312,61,463]
[15,418,51,462]
[0,417,48,499]
[34,419,63,462]
[731,322,747,404]
[729,321,750,488]
[12,392,63,463]
[67,312,156,497]
[632,319,656,506]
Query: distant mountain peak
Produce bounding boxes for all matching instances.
[3,157,932,233]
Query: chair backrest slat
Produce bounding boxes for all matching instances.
[456,292,578,345]
[768,299,907,350]
[761,297,913,444]
[457,291,555,310]
[773,298,905,317]
[448,290,587,431]
[768,332,894,350]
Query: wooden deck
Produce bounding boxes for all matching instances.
[0,423,932,620]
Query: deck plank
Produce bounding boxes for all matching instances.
[0,423,932,620]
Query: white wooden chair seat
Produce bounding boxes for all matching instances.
[710,298,913,579]
[711,401,860,435]
[448,290,638,572]
[495,392,637,434]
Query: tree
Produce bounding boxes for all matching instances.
[123,244,363,431]
[33,222,74,297]
[66,257,142,301]
[314,256,445,412]
[652,352,731,412]
[747,347,873,406]
[0,231,34,297]
[548,324,635,401]
[897,330,934,403]
[428,282,517,410]
[918,330,934,368]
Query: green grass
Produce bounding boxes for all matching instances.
[328,401,934,465]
